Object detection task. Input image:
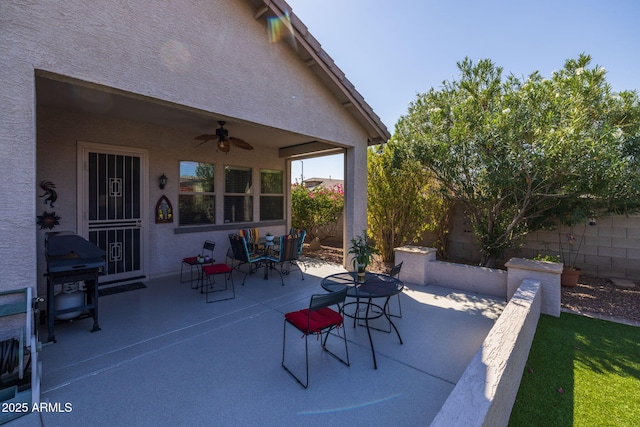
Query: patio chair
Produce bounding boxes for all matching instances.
[265,234,304,286]
[387,261,404,318]
[367,261,404,321]
[227,234,265,285]
[282,287,349,388]
[180,240,215,286]
[238,227,260,252]
[289,228,307,270]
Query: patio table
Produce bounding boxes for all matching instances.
[321,271,403,369]
[257,237,278,280]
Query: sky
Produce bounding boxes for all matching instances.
[287,0,640,182]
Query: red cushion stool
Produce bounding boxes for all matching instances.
[201,263,235,303]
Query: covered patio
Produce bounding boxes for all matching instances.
[15,257,505,426]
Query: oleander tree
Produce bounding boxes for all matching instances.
[393,54,640,267]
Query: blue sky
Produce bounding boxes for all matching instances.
[288,0,640,182]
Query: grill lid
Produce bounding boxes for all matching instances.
[45,232,106,272]
[46,233,105,259]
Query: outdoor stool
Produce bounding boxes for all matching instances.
[201,263,235,303]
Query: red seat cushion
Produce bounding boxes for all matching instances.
[202,264,232,275]
[285,307,343,334]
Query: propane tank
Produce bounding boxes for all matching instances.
[55,283,84,320]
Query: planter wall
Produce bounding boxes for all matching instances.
[431,279,542,427]
[394,247,561,317]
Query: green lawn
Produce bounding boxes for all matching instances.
[509,313,640,427]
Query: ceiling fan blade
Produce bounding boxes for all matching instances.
[229,137,254,150]
[194,139,213,147]
[194,134,217,147]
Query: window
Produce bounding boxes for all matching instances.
[179,161,215,225]
[224,165,252,223]
[260,169,283,220]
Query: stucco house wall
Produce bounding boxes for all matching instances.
[1,0,387,293]
[35,105,301,293]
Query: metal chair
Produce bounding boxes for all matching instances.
[289,228,307,270]
[282,287,349,388]
[227,234,265,285]
[367,261,404,320]
[201,263,234,303]
[387,261,404,318]
[266,234,304,285]
[180,240,215,286]
[238,228,260,253]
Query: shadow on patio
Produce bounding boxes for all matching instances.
[15,258,505,426]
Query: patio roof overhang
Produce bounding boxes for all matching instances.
[34,0,389,161]
[34,72,343,160]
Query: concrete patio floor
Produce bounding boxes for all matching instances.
[11,258,505,426]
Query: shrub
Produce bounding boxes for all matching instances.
[291,183,344,241]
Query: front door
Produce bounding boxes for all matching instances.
[78,142,148,284]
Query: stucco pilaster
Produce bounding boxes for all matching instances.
[343,144,368,269]
[0,67,37,291]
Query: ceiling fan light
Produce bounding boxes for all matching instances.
[218,140,230,152]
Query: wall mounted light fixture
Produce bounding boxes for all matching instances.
[158,173,168,190]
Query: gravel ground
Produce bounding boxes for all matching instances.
[304,244,640,324]
[562,275,640,323]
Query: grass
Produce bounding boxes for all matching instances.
[509,313,640,427]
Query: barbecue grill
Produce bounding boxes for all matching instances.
[45,232,105,343]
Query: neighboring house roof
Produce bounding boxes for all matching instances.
[301,177,344,190]
[249,0,390,144]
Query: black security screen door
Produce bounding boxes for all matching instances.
[87,152,142,282]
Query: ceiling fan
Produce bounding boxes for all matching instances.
[194,121,254,153]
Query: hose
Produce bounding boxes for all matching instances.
[0,338,20,376]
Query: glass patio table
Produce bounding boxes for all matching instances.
[321,271,403,369]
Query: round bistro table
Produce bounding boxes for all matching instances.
[321,271,403,369]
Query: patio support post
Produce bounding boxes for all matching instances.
[0,70,37,293]
[342,145,368,270]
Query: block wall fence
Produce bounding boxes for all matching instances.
[434,204,640,281]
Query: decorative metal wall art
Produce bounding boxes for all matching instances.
[37,211,61,230]
[39,180,57,207]
[155,195,173,223]
[37,180,60,229]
